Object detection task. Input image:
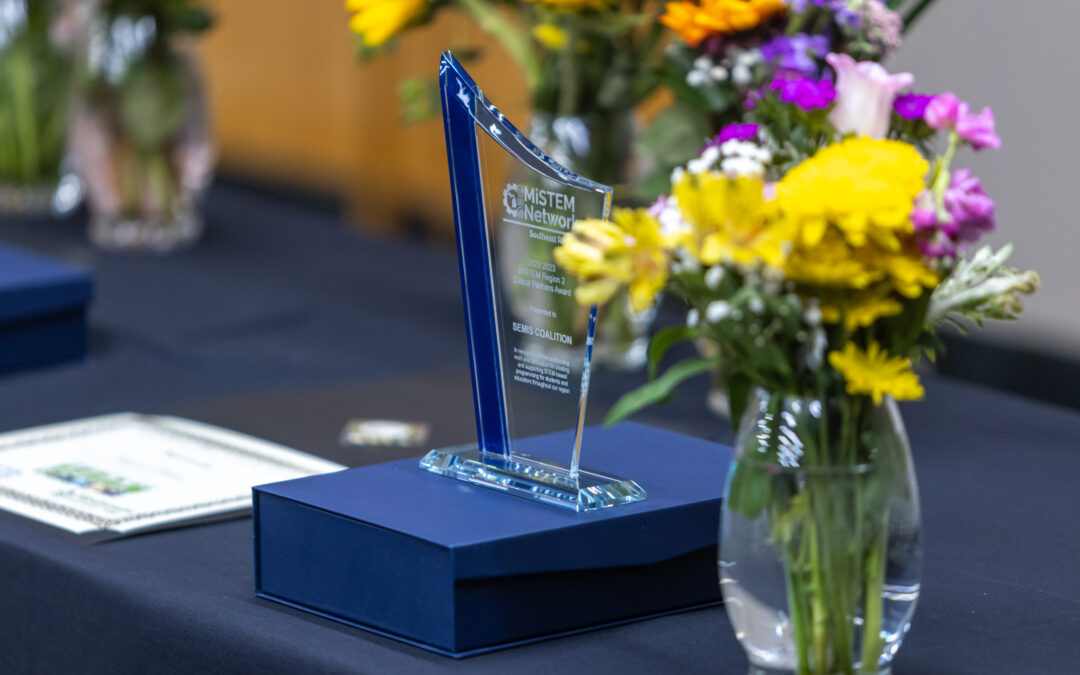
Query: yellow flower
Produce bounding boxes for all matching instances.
[828,341,924,405]
[777,137,929,252]
[672,172,788,268]
[661,0,786,47]
[346,0,426,47]
[783,229,881,290]
[553,208,669,312]
[533,23,568,49]
[873,243,939,298]
[820,287,904,331]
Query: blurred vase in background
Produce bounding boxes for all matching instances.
[71,0,213,253]
[0,0,83,217]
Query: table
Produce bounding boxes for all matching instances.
[1,183,1078,674]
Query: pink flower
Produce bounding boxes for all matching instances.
[925,92,960,130]
[955,105,1001,151]
[925,92,1001,150]
[825,53,914,139]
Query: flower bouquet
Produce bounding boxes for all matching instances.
[636,0,939,198]
[553,33,1039,675]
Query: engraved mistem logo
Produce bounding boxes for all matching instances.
[503,183,576,229]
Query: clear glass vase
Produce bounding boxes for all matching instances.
[0,0,83,217]
[505,111,651,371]
[70,12,213,252]
[720,389,922,675]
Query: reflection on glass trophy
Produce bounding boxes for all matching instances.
[419,53,646,511]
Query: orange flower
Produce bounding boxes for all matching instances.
[661,0,786,47]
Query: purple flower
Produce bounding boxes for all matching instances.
[912,169,996,258]
[790,0,861,27]
[893,92,934,120]
[769,76,836,110]
[760,33,830,77]
[713,123,760,145]
[945,169,996,240]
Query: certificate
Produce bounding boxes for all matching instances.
[0,413,344,534]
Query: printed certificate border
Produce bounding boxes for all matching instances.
[0,413,338,531]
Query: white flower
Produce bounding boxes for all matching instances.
[686,70,707,87]
[732,64,752,86]
[748,297,765,314]
[720,140,758,157]
[686,308,700,328]
[706,300,731,323]
[687,146,721,174]
[734,49,761,67]
[721,156,765,179]
[710,66,729,81]
[693,55,712,70]
[705,265,725,289]
[804,305,822,326]
[825,52,914,139]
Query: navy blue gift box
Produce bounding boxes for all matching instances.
[0,244,92,375]
[253,423,731,657]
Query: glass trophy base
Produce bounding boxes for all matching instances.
[419,445,646,512]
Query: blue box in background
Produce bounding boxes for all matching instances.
[0,244,92,375]
[253,423,731,657]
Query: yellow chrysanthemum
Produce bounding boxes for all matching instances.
[783,229,881,290]
[661,0,786,47]
[873,243,939,298]
[777,137,929,252]
[820,287,904,331]
[346,0,426,47]
[553,208,669,312]
[672,172,788,268]
[828,341,924,405]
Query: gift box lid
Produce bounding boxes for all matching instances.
[0,244,92,325]
[254,422,730,580]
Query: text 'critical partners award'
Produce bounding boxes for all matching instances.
[419,53,645,511]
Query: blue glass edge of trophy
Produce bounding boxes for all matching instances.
[421,52,645,511]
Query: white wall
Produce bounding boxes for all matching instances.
[888,0,1079,357]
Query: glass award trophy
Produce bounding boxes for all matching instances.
[419,53,646,511]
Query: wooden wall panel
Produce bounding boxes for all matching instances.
[198,0,528,236]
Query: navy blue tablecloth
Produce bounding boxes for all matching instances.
[0,184,1077,674]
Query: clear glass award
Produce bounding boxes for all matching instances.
[419,53,646,511]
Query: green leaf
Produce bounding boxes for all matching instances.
[171,7,214,33]
[727,372,752,428]
[397,76,440,124]
[646,324,700,380]
[604,357,714,426]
